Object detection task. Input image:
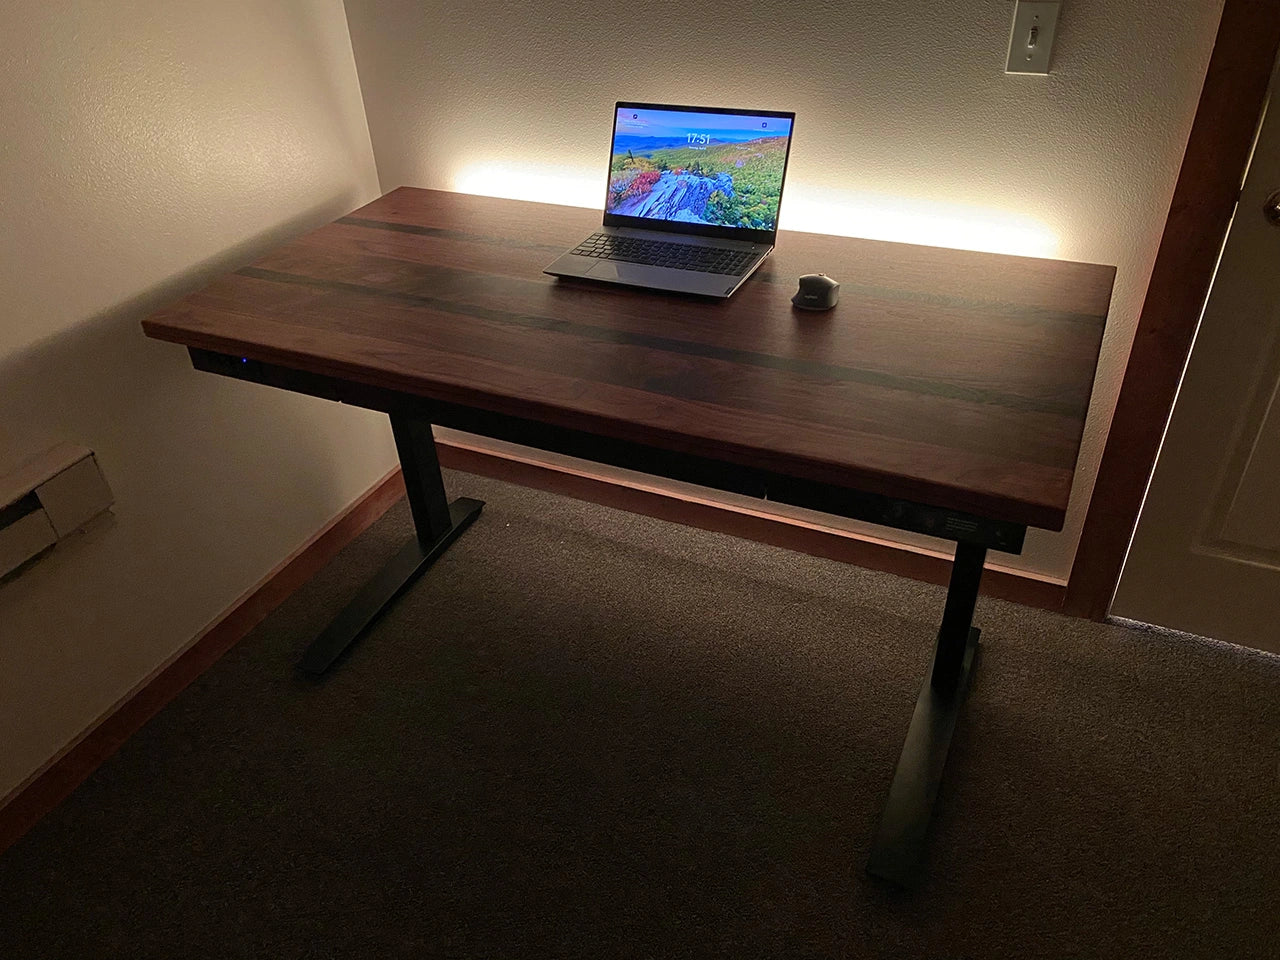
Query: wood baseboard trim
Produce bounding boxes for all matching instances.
[435,434,1066,612]
[0,466,406,857]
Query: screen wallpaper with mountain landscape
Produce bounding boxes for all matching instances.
[606,107,793,230]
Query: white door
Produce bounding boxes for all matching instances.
[1112,56,1280,654]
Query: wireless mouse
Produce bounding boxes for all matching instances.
[792,273,839,311]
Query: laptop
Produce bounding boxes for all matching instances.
[544,101,796,298]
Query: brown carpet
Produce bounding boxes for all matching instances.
[1,469,1277,958]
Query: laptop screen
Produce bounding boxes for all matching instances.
[604,103,795,236]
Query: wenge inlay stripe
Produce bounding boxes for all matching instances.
[337,216,1107,327]
[804,279,1107,328]
[234,265,1087,418]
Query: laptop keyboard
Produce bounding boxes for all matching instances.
[571,233,756,276]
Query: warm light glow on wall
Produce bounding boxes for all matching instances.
[452,162,1059,259]
[784,190,1059,258]
[453,162,603,209]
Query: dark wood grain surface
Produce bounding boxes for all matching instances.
[142,188,1114,530]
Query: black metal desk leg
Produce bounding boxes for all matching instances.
[866,540,987,888]
[297,415,484,675]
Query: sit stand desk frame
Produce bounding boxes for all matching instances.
[191,345,1024,888]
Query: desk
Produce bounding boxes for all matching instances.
[142,188,1113,887]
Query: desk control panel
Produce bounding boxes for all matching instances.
[190,348,1027,554]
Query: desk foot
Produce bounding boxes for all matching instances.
[865,626,979,888]
[866,540,986,888]
[298,496,483,675]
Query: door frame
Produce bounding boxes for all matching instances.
[1063,0,1280,619]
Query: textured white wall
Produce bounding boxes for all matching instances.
[0,0,396,799]
[342,0,1225,580]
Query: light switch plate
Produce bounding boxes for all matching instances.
[1006,1,1060,75]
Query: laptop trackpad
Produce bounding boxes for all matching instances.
[583,258,741,298]
[586,259,697,285]
[585,260,634,282]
